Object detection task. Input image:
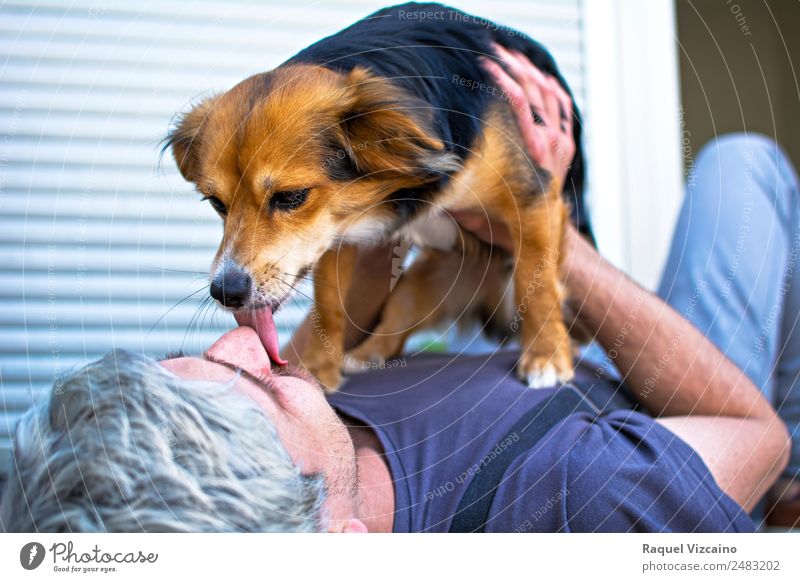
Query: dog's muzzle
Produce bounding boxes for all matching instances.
[210,263,252,309]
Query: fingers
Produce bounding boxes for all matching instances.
[551,78,574,136]
[494,45,565,134]
[480,57,543,161]
[481,43,577,186]
[493,45,546,123]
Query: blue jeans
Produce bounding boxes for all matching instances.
[658,133,800,479]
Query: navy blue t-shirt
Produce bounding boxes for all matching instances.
[327,351,754,532]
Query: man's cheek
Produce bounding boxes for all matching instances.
[273,377,325,414]
[280,425,326,473]
[236,382,277,417]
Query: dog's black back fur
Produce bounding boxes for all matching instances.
[287,2,593,242]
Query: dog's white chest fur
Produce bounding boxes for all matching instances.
[336,210,458,251]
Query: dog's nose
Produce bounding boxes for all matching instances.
[210,266,252,309]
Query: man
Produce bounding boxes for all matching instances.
[0,50,792,533]
[658,135,800,527]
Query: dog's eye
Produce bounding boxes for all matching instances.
[202,195,227,216]
[270,188,309,212]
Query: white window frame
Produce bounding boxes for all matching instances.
[582,0,684,290]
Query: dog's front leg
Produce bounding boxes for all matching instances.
[301,245,358,391]
[511,182,573,388]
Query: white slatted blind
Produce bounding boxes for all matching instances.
[0,0,586,472]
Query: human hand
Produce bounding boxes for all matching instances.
[453,45,576,255]
[482,43,575,187]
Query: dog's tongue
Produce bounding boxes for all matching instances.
[234,308,287,366]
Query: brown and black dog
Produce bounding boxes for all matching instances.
[166,2,594,390]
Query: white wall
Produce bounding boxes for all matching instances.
[581,0,684,288]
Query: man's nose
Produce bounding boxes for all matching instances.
[206,326,273,380]
[210,264,252,309]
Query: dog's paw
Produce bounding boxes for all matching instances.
[306,359,343,392]
[524,363,561,389]
[315,364,343,392]
[343,344,386,374]
[517,353,574,389]
[342,354,382,374]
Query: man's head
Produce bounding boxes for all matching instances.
[0,328,367,532]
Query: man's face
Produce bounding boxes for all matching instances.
[159,327,360,528]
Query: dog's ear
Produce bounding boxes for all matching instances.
[164,96,219,183]
[336,67,460,182]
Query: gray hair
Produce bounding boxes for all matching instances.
[0,350,325,532]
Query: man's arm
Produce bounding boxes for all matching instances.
[562,225,790,511]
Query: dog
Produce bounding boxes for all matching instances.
[166,2,594,391]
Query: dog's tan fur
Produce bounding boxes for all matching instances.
[169,63,571,390]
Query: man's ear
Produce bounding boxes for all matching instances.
[164,95,219,183]
[336,67,461,183]
[329,518,368,533]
